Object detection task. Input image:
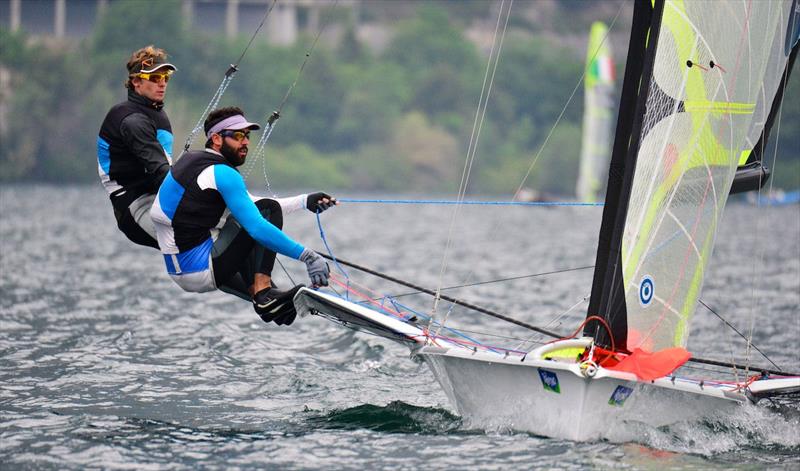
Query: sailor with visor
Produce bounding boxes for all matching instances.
[97,45,177,248]
[151,106,335,326]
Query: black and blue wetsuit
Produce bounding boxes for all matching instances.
[97,90,173,248]
[151,148,307,299]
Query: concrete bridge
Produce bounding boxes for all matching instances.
[1,0,355,45]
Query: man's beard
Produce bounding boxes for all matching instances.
[220,140,247,167]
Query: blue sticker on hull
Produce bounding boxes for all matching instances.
[538,369,560,394]
[609,385,633,406]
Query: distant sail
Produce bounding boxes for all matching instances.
[576,22,615,203]
[588,0,797,352]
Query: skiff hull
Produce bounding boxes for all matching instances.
[294,288,798,441]
[419,346,743,441]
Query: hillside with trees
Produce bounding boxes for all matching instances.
[0,0,797,193]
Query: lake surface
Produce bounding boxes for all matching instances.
[1,184,798,469]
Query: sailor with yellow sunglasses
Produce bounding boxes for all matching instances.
[97,45,177,249]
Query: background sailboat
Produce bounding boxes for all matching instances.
[295,0,800,440]
[576,21,616,203]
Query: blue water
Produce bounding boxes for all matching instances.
[1,184,798,469]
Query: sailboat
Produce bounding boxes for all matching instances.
[294,0,800,440]
[576,21,615,203]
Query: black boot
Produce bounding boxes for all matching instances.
[252,285,303,325]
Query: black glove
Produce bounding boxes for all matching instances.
[306,192,337,213]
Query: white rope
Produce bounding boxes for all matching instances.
[240,120,279,196]
[745,61,789,377]
[240,0,339,196]
[430,0,513,336]
[183,75,235,152]
[182,0,278,152]
[514,294,590,351]
[512,4,624,201]
[432,1,625,337]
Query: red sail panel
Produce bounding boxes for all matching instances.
[606,347,691,381]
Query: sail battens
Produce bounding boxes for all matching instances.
[683,101,756,113]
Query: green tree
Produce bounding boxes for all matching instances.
[385,112,460,191]
[0,31,97,181]
[381,2,483,127]
[333,62,411,147]
[493,35,583,147]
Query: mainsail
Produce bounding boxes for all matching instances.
[588,0,798,352]
[576,22,616,203]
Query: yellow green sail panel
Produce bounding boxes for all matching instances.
[619,0,795,352]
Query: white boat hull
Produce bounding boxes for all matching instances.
[294,288,799,441]
[419,346,742,441]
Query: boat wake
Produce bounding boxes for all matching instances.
[602,401,800,456]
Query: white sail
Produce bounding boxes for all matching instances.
[621,0,796,352]
[576,22,615,202]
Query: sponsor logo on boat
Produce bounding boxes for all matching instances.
[608,385,633,406]
[538,369,560,393]
[639,275,654,307]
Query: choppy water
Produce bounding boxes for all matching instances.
[1,184,798,469]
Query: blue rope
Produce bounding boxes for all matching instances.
[337,198,604,207]
[315,211,350,299]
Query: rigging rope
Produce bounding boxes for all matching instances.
[337,198,603,207]
[245,0,341,193]
[431,0,513,335]
[183,0,278,152]
[745,52,792,376]
[315,210,351,300]
[514,295,590,351]
[315,252,563,339]
[699,299,781,371]
[511,0,625,201]
[429,1,625,339]
[385,265,594,299]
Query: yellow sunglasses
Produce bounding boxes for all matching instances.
[137,71,173,83]
[220,130,250,141]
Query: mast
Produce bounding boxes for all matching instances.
[586,0,665,350]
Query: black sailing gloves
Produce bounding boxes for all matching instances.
[300,248,329,287]
[306,192,337,213]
